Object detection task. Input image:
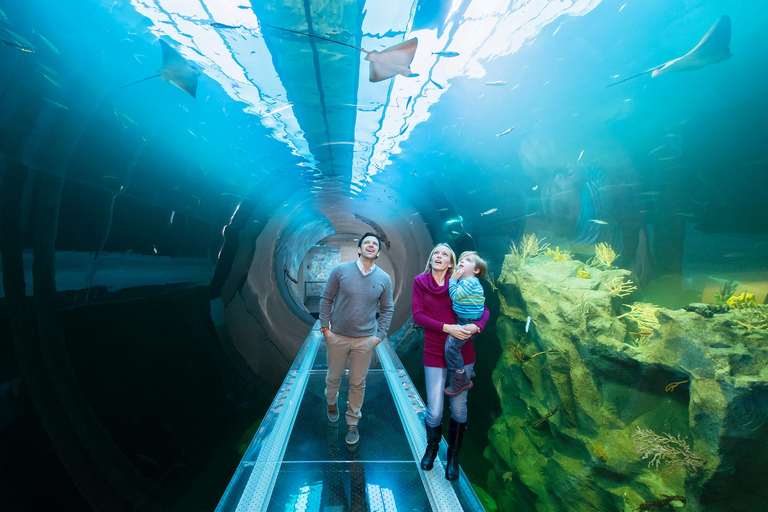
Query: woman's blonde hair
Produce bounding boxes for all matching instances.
[423,243,456,275]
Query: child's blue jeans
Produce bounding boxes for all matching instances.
[445,316,480,371]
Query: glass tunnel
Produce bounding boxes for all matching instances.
[0,0,767,511]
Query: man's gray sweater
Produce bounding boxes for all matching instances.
[319,261,394,339]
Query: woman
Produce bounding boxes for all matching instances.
[412,243,490,480]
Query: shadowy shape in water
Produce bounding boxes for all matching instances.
[608,15,731,87]
[263,24,418,82]
[120,39,200,98]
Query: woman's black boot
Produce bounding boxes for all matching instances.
[420,420,442,470]
[445,418,467,481]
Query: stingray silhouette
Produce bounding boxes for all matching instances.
[608,15,731,87]
[120,39,201,98]
[263,24,418,82]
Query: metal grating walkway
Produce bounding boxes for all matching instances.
[215,322,485,511]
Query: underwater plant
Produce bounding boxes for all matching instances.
[726,291,757,309]
[632,427,706,472]
[606,276,637,297]
[484,272,498,294]
[593,444,608,462]
[508,233,550,268]
[730,303,768,333]
[576,268,591,279]
[545,246,572,262]
[508,345,527,363]
[530,405,560,429]
[714,279,738,305]
[617,303,661,343]
[665,379,689,393]
[588,242,619,269]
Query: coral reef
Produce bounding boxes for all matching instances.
[632,427,707,472]
[545,246,572,262]
[507,233,550,270]
[588,242,619,269]
[606,276,638,297]
[726,291,757,309]
[487,255,768,512]
[577,268,591,279]
[593,444,608,462]
[617,302,660,343]
[730,303,768,333]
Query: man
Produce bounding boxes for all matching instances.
[320,232,394,445]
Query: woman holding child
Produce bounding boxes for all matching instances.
[412,243,489,480]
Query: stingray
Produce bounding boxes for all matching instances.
[120,39,201,98]
[263,24,418,82]
[608,15,731,87]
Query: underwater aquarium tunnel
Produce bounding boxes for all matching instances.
[2,0,768,511]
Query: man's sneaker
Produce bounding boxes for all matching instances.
[327,403,339,423]
[345,425,360,445]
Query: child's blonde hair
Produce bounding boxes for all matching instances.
[458,251,487,279]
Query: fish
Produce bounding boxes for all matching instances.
[608,15,732,87]
[0,37,35,53]
[353,213,392,250]
[364,38,419,82]
[480,208,498,216]
[433,51,459,57]
[577,150,585,161]
[445,217,463,225]
[496,126,515,138]
[120,39,201,98]
[484,80,507,86]
[36,33,60,54]
[532,185,539,191]
[43,97,68,110]
[210,22,240,29]
[525,316,532,333]
[589,219,608,225]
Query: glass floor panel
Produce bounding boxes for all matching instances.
[266,461,430,512]
[215,323,484,511]
[283,372,413,462]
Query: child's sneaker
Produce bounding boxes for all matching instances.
[445,370,473,395]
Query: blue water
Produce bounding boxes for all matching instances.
[2,0,767,510]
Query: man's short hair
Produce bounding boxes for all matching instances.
[358,232,381,251]
[458,251,487,279]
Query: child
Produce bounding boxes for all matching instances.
[445,251,487,395]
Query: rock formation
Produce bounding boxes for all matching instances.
[485,254,768,511]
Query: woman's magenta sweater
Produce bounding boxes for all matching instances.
[412,272,490,368]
